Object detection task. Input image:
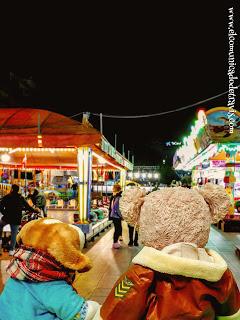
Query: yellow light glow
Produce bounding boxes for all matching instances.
[3,147,77,153]
[1,154,10,162]
[134,172,140,178]
[128,172,133,178]
[92,151,122,170]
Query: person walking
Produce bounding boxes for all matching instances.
[109,184,123,249]
[0,184,37,255]
[31,189,47,217]
[71,182,78,199]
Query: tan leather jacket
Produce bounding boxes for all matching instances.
[101,244,240,319]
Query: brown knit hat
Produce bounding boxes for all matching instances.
[112,184,122,194]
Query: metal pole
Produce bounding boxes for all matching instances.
[77,147,92,222]
[96,166,99,205]
[128,150,130,160]
[24,156,27,197]
[38,113,41,135]
[122,144,125,157]
[114,134,117,150]
[25,170,27,197]
[132,155,134,165]
[100,113,103,134]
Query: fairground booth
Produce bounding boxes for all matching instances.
[173,107,240,232]
[0,108,133,243]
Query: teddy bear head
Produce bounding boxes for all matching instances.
[120,183,231,249]
[16,218,92,272]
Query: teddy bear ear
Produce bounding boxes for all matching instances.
[47,224,92,273]
[197,183,231,223]
[48,243,92,273]
[119,187,145,227]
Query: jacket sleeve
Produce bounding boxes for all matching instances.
[216,269,240,318]
[109,195,113,213]
[101,265,154,320]
[0,196,6,214]
[115,197,122,219]
[37,281,86,320]
[21,196,35,212]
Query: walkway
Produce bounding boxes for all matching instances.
[1,226,240,305]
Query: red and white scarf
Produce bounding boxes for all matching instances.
[7,246,73,284]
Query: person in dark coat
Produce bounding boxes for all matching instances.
[71,183,78,199]
[109,184,123,249]
[0,184,37,255]
[30,189,47,217]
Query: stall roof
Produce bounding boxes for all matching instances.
[0,108,133,170]
[0,108,101,147]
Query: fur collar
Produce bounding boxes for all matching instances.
[132,243,228,282]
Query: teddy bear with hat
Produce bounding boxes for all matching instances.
[0,218,102,320]
[101,183,240,319]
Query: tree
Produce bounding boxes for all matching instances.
[0,72,36,106]
[159,164,179,186]
[181,174,192,188]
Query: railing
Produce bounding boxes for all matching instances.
[101,137,133,170]
[0,183,11,199]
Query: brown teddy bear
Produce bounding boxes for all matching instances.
[0,218,101,320]
[101,184,240,319]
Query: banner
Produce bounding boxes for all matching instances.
[205,107,240,142]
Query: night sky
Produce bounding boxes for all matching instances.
[0,2,239,165]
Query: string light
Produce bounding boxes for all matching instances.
[1,154,10,162]
[218,144,240,153]
[7,147,76,152]
[92,151,122,170]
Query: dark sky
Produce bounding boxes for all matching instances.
[0,2,239,165]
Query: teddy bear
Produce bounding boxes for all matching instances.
[0,218,101,320]
[101,183,240,319]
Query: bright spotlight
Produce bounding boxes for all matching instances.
[128,172,133,178]
[1,154,10,162]
[134,172,140,178]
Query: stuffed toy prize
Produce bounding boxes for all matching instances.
[0,218,101,320]
[101,183,240,319]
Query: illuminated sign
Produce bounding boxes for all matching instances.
[205,107,240,143]
[165,141,182,147]
[211,160,226,167]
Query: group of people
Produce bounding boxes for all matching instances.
[1,182,240,319]
[26,188,47,217]
[0,184,46,255]
[109,184,138,249]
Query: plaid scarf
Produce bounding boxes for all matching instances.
[7,246,73,284]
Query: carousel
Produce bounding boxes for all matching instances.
[0,108,133,244]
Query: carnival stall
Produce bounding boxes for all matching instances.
[173,107,240,232]
[0,108,132,243]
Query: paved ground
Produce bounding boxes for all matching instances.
[1,226,240,305]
